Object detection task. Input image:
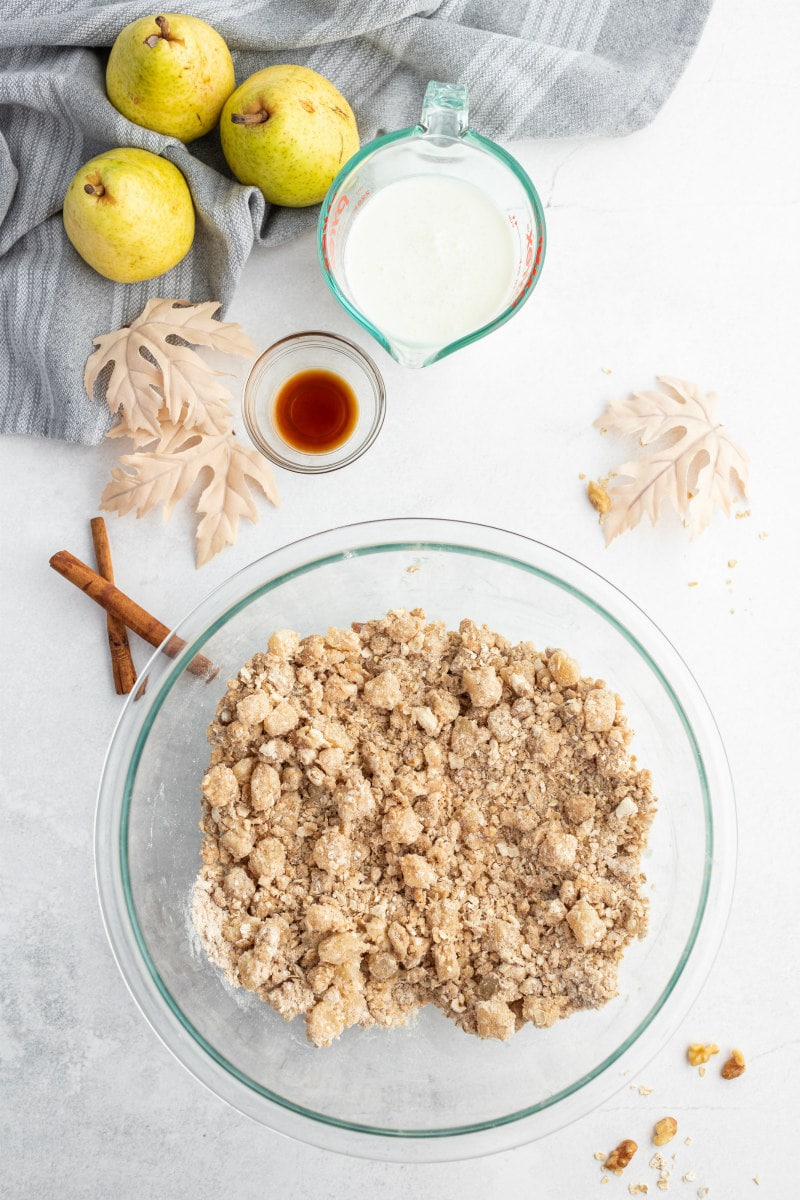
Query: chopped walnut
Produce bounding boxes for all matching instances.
[688,1042,720,1066]
[653,1117,678,1146]
[193,609,657,1047]
[605,1139,638,1174]
[721,1048,746,1079]
[588,480,611,514]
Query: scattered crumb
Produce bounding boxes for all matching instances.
[688,1042,719,1066]
[601,367,613,375]
[650,1153,667,1172]
[729,609,735,615]
[579,472,587,480]
[727,559,737,568]
[758,531,768,540]
[682,1172,697,1183]
[638,1084,654,1096]
[688,581,698,588]
[721,1048,746,1079]
[629,1186,649,1195]
[653,1117,678,1146]
[735,509,751,520]
[595,1151,607,1161]
[697,1189,710,1198]
[657,1182,669,1192]
[699,1066,706,1077]
[600,427,608,436]
[753,1179,760,1187]
[601,1177,610,1185]
[725,578,732,585]
[588,479,611,515]
[684,1137,693,1146]
[606,1140,639,1175]
[405,565,420,574]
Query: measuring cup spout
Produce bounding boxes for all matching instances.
[383,340,439,369]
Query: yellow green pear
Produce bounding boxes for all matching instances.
[106,13,235,142]
[220,65,360,207]
[63,148,195,282]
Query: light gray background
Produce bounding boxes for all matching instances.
[2,0,798,1194]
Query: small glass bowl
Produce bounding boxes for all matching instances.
[242,331,386,474]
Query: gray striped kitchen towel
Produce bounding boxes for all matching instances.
[0,1,713,444]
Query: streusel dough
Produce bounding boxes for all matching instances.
[192,609,656,1046]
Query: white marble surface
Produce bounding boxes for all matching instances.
[3,0,799,1193]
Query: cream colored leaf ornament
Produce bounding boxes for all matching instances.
[101,425,280,568]
[595,377,748,545]
[85,298,255,437]
[86,298,277,565]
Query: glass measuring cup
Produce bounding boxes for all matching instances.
[318,81,546,369]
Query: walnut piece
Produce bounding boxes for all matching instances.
[652,1117,678,1146]
[605,1139,638,1174]
[687,1042,720,1066]
[588,479,611,514]
[721,1048,746,1079]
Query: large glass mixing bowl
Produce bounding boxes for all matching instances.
[95,519,736,1161]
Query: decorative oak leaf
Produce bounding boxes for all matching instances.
[85,298,257,437]
[595,376,749,545]
[90,298,278,566]
[100,422,280,568]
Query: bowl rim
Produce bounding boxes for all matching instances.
[95,518,737,1160]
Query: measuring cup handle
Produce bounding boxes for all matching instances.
[419,81,469,139]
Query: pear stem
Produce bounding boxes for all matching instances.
[143,15,172,47]
[84,183,105,197]
[231,110,270,126]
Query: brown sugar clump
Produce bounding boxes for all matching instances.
[193,611,657,1047]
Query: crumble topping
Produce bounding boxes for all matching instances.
[192,608,657,1046]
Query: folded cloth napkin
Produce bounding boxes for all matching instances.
[0,1,712,444]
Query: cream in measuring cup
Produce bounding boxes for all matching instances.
[343,175,517,348]
[318,82,546,368]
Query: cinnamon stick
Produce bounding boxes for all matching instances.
[49,550,218,680]
[90,518,138,695]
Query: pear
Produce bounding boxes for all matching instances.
[220,65,360,207]
[62,148,195,282]
[106,13,235,142]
